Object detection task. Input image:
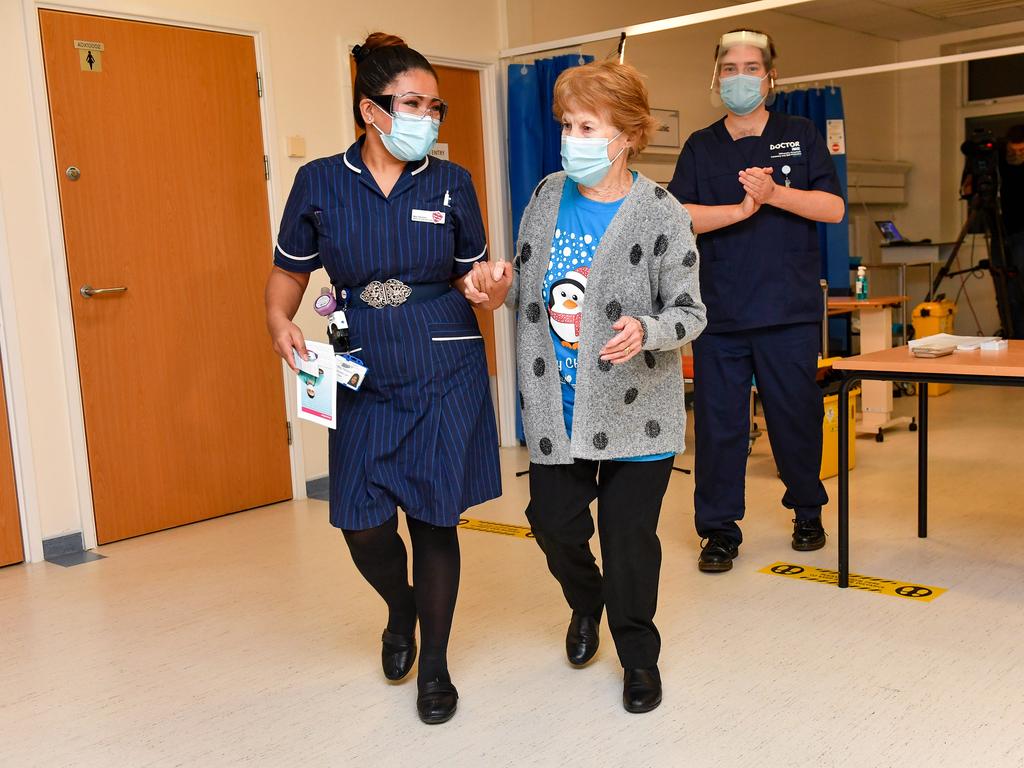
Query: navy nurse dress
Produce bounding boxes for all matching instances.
[274,137,502,530]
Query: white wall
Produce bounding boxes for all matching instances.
[0,0,502,543]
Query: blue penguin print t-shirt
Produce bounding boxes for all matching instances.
[543,175,672,462]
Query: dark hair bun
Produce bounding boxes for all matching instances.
[353,32,408,64]
[350,32,435,130]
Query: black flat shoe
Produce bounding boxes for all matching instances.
[623,666,662,713]
[566,611,600,667]
[381,629,416,681]
[698,536,739,572]
[417,677,458,724]
[792,517,827,552]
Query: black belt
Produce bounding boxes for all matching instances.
[335,279,451,309]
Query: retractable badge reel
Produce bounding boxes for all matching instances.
[314,287,368,391]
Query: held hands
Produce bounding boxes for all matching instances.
[600,316,644,365]
[464,261,514,310]
[268,315,308,373]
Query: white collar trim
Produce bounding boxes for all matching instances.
[343,150,362,174]
[411,156,430,176]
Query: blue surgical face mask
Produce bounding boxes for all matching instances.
[719,73,769,116]
[560,131,625,187]
[371,106,439,162]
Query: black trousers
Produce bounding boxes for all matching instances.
[525,457,674,670]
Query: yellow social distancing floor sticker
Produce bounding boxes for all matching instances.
[458,517,534,539]
[760,562,947,602]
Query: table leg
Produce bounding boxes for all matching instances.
[918,380,928,538]
[838,377,854,588]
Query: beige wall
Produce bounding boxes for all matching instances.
[507,0,900,166]
[0,0,501,543]
[895,22,1024,335]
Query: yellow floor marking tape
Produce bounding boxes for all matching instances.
[759,562,947,602]
[458,517,534,539]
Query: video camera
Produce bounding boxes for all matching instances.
[960,128,1000,210]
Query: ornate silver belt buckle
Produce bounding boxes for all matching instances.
[360,279,412,309]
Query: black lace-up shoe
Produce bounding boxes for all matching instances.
[698,536,739,572]
[792,517,827,551]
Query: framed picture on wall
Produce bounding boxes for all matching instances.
[649,108,680,148]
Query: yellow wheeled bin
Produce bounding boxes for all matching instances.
[911,300,957,396]
[821,387,858,480]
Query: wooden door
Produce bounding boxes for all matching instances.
[433,66,497,377]
[40,11,291,544]
[0,359,23,567]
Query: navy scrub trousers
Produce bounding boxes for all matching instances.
[669,111,840,545]
[274,138,502,530]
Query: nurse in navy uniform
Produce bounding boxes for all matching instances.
[263,32,501,724]
[667,30,845,573]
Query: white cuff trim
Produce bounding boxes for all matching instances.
[454,244,487,263]
[276,242,319,261]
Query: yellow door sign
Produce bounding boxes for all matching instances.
[75,40,104,72]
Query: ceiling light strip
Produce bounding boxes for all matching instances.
[776,43,1024,85]
[499,0,817,59]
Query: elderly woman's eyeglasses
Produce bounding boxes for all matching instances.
[368,92,449,124]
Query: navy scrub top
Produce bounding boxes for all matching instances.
[668,111,842,334]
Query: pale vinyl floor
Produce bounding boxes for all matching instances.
[2,385,1023,768]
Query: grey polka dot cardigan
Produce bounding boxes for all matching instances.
[506,171,707,465]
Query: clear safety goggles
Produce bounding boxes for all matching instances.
[709,30,774,108]
[367,92,448,124]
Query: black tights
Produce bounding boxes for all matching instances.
[342,515,460,685]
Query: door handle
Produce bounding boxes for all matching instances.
[80,285,128,298]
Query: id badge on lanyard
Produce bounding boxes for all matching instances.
[336,354,368,391]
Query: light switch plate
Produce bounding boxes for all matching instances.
[286,135,306,158]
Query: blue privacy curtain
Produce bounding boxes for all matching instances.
[508,54,593,440]
[771,87,850,296]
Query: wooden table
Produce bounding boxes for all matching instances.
[832,342,1024,587]
[828,296,909,440]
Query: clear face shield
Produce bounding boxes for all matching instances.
[709,30,776,110]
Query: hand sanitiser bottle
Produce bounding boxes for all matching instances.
[855,266,869,300]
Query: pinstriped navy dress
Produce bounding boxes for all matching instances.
[274,138,502,530]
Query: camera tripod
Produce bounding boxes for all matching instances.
[926,191,1022,338]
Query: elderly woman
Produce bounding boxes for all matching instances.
[469,60,706,713]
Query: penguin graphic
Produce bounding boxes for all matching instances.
[548,266,589,349]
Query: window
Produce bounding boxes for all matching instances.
[967,53,1024,102]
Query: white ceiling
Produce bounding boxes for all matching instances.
[749,0,1024,40]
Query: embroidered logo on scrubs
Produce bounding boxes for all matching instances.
[411,209,446,224]
[769,140,802,160]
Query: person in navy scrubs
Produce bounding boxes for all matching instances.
[263,32,501,724]
[668,30,845,573]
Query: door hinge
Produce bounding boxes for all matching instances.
[264,155,270,180]
[286,420,293,445]
[257,71,264,98]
